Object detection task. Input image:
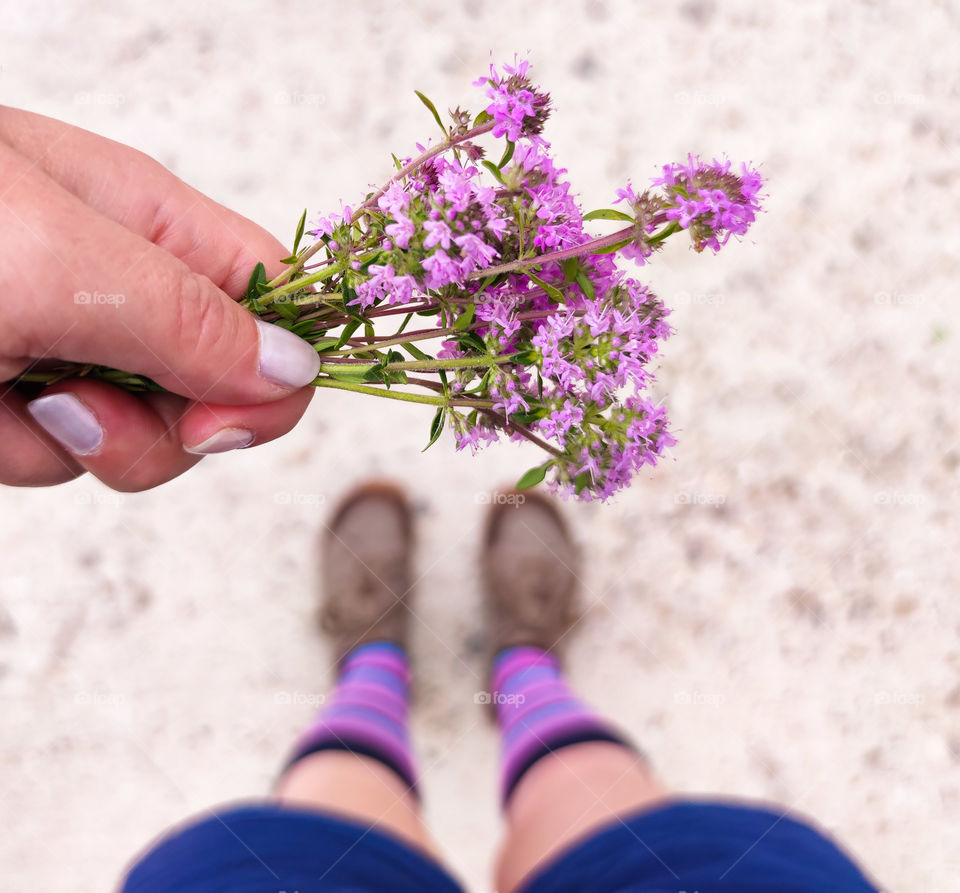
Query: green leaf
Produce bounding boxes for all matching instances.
[335,319,361,349]
[272,300,300,321]
[582,208,635,223]
[414,90,447,135]
[497,140,515,170]
[453,304,475,331]
[391,152,403,171]
[402,341,430,361]
[526,270,565,303]
[280,254,299,265]
[312,338,340,353]
[461,367,491,394]
[456,331,487,353]
[561,258,579,282]
[510,408,547,426]
[292,209,307,253]
[509,348,538,365]
[575,270,595,301]
[284,320,317,338]
[473,109,493,126]
[244,262,267,302]
[481,159,505,184]
[327,367,371,383]
[423,407,445,452]
[395,312,414,337]
[516,463,550,490]
[573,471,593,495]
[360,350,409,388]
[592,237,634,255]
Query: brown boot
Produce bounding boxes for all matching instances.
[481,489,580,656]
[320,482,414,663]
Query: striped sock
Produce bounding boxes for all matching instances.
[493,646,629,806]
[284,641,417,793]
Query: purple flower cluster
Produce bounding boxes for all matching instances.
[475,59,552,142]
[623,154,765,254]
[349,157,509,305]
[299,61,764,500]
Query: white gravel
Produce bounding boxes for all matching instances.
[1,1,958,889]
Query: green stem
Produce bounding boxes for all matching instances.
[318,354,514,376]
[257,264,343,305]
[313,378,446,405]
[313,377,493,408]
[328,326,457,356]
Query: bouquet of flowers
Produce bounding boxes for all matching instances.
[23,60,764,500]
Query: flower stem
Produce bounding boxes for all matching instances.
[313,378,493,409]
[355,120,498,219]
[468,226,635,279]
[313,379,446,405]
[328,326,457,356]
[478,408,566,459]
[317,354,513,376]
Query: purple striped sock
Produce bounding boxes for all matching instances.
[493,646,628,806]
[285,641,418,792]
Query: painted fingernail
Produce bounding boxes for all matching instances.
[255,319,321,388]
[27,393,105,456]
[183,427,255,455]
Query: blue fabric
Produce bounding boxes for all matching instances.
[121,803,463,893]
[122,800,878,893]
[519,801,880,893]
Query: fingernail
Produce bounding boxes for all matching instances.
[183,427,255,455]
[27,393,104,456]
[256,319,321,388]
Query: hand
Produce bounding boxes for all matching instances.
[0,106,321,490]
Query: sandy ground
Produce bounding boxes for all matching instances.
[1,0,958,889]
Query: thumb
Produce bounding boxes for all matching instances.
[3,173,320,403]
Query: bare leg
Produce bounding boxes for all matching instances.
[481,493,670,892]
[275,751,440,858]
[495,742,669,893]
[274,484,444,861]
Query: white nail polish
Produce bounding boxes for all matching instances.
[184,427,255,455]
[256,319,321,388]
[27,393,104,455]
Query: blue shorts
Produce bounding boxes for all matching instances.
[122,799,879,892]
